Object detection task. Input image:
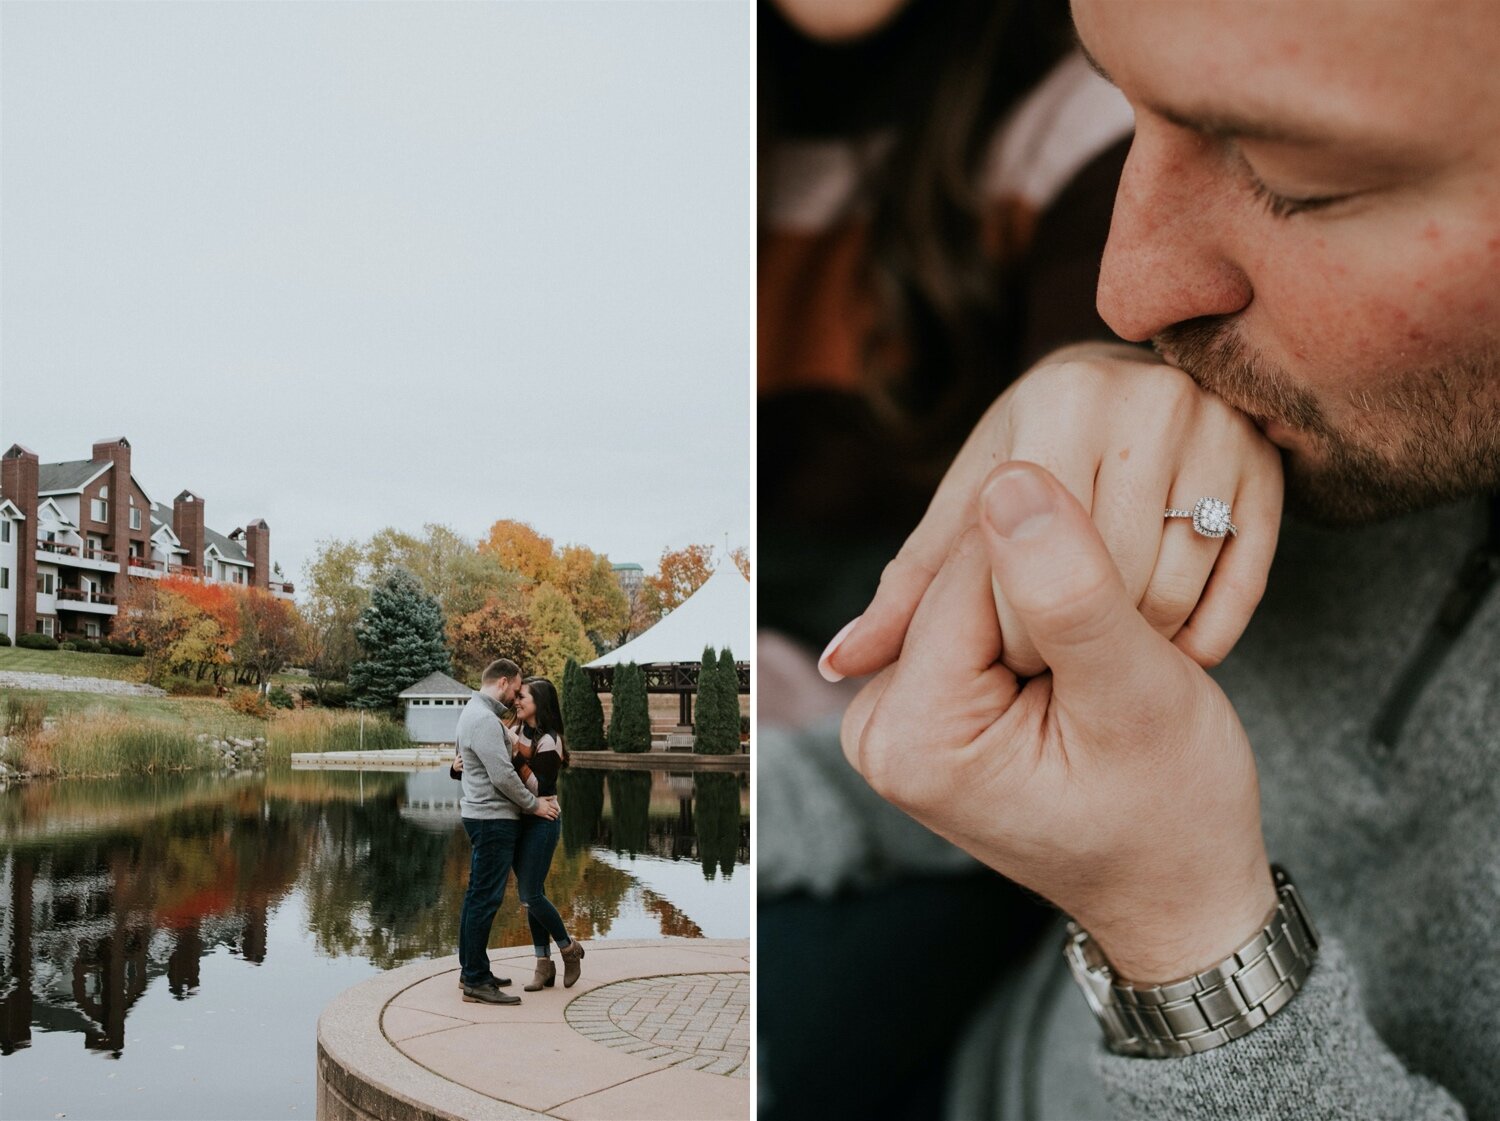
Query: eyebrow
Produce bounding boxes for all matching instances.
[1076,35,1345,147]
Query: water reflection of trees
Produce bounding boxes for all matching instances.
[562,767,749,873]
[695,773,742,881]
[559,768,605,855]
[0,763,747,1056]
[606,771,653,858]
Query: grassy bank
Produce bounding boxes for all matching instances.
[0,647,148,682]
[1,688,267,779]
[1,688,267,737]
[265,708,413,763]
[12,712,217,778]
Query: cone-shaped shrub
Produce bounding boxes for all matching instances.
[717,647,742,751]
[562,657,606,750]
[608,662,651,753]
[695,647,739,754]
[693,646,724,753]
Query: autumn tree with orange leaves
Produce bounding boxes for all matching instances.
[119,575,304,687]
[645,544,715,613]
[478,520,557,585]
[235,589,305,686]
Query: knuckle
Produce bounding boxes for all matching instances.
[1140,571,1204,625]
[1011,560,1119,645]
[878,551,936,596]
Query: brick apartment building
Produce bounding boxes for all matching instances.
[0,437,294,643]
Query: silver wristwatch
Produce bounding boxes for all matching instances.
[1063,865,1320,1058]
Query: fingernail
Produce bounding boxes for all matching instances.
[817,616,861,682]
[983,466,1055,539]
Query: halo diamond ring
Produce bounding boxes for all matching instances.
[1165,497,1238,539]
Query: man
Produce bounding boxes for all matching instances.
[455,657,558,1005]
[820,2,1500,1117]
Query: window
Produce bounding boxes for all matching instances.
[1,567,8,590]
[1,521,9,543]
[91,498,108,522]
[36,573,55,596]
[128,542,141,559]
[85,621,101,638]
[130,508,142,530]
[37,618,55,637]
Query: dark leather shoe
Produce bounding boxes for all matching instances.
[463,982,521,1005]
[457,975,511,991]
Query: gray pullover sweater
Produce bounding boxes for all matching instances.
[457,693,538,820]
[760,497,1499,1119]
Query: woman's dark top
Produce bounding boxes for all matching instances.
[515,729,563,798]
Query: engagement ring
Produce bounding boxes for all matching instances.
[1165,497,1237,539]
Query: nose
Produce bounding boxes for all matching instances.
[1096,123,1253,342]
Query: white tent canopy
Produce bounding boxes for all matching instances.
[588,565,750,667]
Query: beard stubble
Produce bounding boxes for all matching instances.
[1153,318,1500,525]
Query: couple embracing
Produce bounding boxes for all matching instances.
[453,657,584,1005]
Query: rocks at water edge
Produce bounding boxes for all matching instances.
[196,732,268,770]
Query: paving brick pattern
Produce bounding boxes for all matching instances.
[565,972,749,1079]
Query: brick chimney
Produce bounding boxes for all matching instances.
[1,445,39,636]
[173,491,204,576]
[245,519,270,589]
[91,438,131,565]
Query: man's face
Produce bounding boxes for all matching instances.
[497,675,521,705]
[1075,0,1500,522]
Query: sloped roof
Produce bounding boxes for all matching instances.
[588,565,750,667]
[204,525,250,565]
[38,459,109,494]
[399,671,475,699]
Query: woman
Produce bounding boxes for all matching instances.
[758,1,1134,1116]
[509,676,585,990]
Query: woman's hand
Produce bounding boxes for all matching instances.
[841,463,1276,982]
[821,343,1283,680]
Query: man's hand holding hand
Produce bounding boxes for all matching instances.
[532,796,561,821]
[841,462,1276,983]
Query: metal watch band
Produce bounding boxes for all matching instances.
[1063,865,1320,1058]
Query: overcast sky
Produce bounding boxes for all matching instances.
[0,1,749,590]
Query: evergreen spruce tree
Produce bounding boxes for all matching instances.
[607,662,651,753]
[693,646,722,753]
[562,657,606,750]
[347,567,451,709]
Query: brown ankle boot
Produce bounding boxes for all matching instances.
[524,959,555,992]
[560,940,585,988]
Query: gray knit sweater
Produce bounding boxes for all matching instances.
[759,497,1499,1119]
[457,693,538,820]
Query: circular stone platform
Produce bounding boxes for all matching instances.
[317,938,749,1121]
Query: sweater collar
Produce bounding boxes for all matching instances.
[476,692,511,720]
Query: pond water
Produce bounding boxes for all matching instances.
[0,763,749,1120]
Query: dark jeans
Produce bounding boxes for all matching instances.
[515,815,570,955]
[458,816,520,986]
[758,872,1052,1121]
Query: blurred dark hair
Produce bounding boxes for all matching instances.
[761,0,1074,441]
[522,677,567,766]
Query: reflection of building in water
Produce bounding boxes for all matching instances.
[398,769,464,834]
[0,846,271,1056]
